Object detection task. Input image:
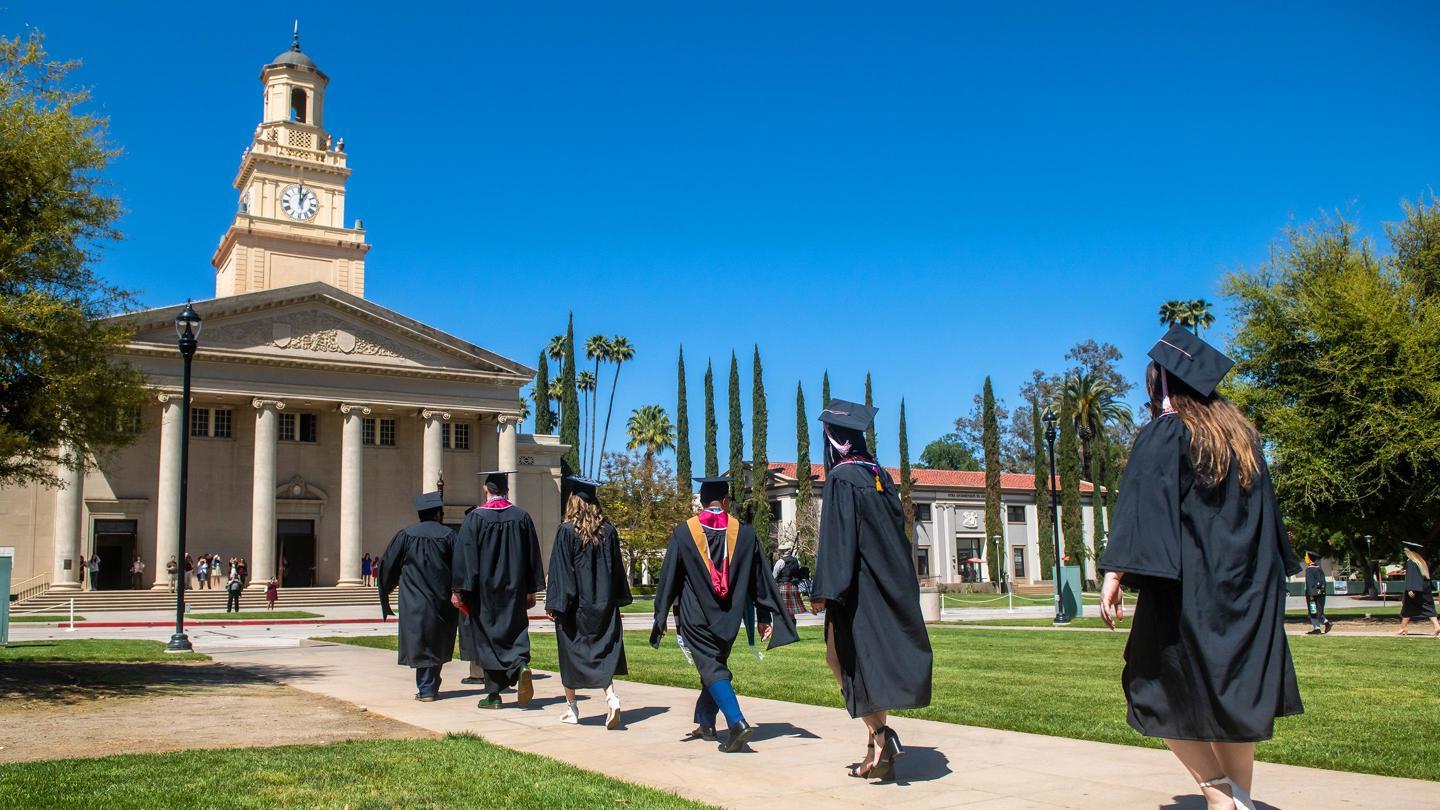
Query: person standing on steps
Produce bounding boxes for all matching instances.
[379,491,461,702]
[1099,325,1303,810]
[1303,554,1331,635]
[87,555,101,591]
[811,399,933,783]
[130,556,145,590]
[1398,541,1439,637]
[651,475,799,753]
[451,470,544,710]
[546,477,629,729]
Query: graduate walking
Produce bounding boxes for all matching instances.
[810,399,932,783]
[651,476,799,753]
[545,477,630,728]
[452,470,544,709]
[1099,326,1303,810]
[1303,555,1332,635]
[378,491,460,701]
[1398,542,1439,637]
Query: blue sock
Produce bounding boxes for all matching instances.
[706,679,745,728]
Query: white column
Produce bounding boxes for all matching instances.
[250,399,284,587]
[421,409,449,492]
[153,393,183,589]
[497,414,520,479]
[337,403,369,586]
[940,507,957,585]
[50,444,84,591]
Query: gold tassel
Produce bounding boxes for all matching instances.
[875,476,883,492]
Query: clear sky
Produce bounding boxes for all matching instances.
[10,2,1439,468]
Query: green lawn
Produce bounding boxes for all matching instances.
[6,615,86,623]
[0,639,207,663]
[0,734,707,810]
[186,611,322,620]
[325,626,1440,781]
[943,591,1101,609]
[951,605,1405,629]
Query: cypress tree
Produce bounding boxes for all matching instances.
[1032,394,1055,576]
[703,360,718,477]
[533,349,555,434]
[982,377,1004,584]
[1059,394,1086,574]
[821,370,831,407]
[899,398,915,545]
[675,346,691,490]
[728,352,744,506]
[1091,429,1108,560]
[795,382,813,548]
[559,314,580,476]
[751,346,770,550]
[864,372,877,459]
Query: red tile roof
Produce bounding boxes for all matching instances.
[768,462,1095,493]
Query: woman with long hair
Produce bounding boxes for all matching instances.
[811,399,932,782]
[1099,326,1303,810]
[1398,542,1439,637]
[545,477,630,729]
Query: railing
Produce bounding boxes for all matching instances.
[251,123,347,168]
[10,597,80,630]
[10,573,50,604]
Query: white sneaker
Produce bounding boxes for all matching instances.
[605,692,622,730]
[560,701,579,725]
[1199,777,1252,810]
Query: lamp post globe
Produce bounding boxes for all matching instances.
[1041,407,1067,623]
[166,302,202,653]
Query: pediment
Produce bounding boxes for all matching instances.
[121,283,530,379]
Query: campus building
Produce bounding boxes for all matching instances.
[766,463,1105,585]
[1,37,565,593]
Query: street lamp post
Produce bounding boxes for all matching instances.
[1043,408,1069,624]
[1363,534,1376,600]
[166,302,202,653]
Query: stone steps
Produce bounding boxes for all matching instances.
[16,585,384,613]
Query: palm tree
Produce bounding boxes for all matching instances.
[1062,371,1132,482]
[515,393,531,429]
[1158,299,1189,330]
[578,370,597,472]
[584,334,610,475]
[547,379,567,409]
[627,404,675,460]
[1186,298,1215,336]
[546,334,568,364]
[597,335,634,472]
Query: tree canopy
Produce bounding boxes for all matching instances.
[600,452,693,575]
[918,433,980,471]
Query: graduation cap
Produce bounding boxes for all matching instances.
[1403,540,1425,550]
[413,491,443,511]
[1147,325,1234,398]
[478,469,515,491]
[693,475,731,503]
[568,476,601,503]
[818,399,879,431]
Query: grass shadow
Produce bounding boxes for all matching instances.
[0,660,327,706]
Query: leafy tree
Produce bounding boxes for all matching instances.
[1063,370,1132,481]
[918,434,980,471]
[674,346,690,490]
[898,398,915,543]
[559,315,580,476]
[981,377,1004,583]
[1224,201,1440,563]
[1158,299,1189,330]
[626,404,675,460]
[864,372,877,459]
[532,349,555,434]
[1062,341,1132,398]
[822,370,830,407]
[952,393,1027,471]
[583,334,609,474]
[1032,395,1055,575]
[597,335,635,473]
[728,352,744,506]
[751,346,771,550]
[1058,395,1086,572]
[1158,298,1215,336]
[0,32,148,486]
[703,360,718,477]
[795,381,815,550]
[600,452,693,579]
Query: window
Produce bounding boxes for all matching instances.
[1012,546,1027,579]
[189,407,232,438]
[113,406,142,435]
[912,503,932,523]
[1007,505,1027,524]
[279,413,318,443]
[444,422,470,450]
[364,417,396,447]
[290,88,307,123]
[768,500,782,523]
[916,549,930,577]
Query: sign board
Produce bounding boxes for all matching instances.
[1332,580,1349,595]
[0,547,12,646]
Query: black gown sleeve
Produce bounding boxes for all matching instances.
[610,525,633,608]
[522,513,545,594]
[545,526,576,615]
[1098,416,1187,585]
[748,529,799,650]
[452,514,480,593]
[812,478,859,605]
[378,530,406,619]
[650,531,684,647]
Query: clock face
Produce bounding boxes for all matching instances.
[280,184,319,221]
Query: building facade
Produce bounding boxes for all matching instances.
[1,38,565,593]
[767,463,1105,585]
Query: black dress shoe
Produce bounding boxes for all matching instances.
[460,676,484,685]
[719,719,754,753]
[684,725,717,742]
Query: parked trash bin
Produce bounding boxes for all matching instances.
[1056,564,1084,621]
[919,586,941,622]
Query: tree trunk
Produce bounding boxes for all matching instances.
[599,363,623,470]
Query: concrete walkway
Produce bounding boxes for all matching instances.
[207,640,1434,810]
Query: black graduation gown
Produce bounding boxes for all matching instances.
[451,504,544,679]
[378,521,459,668]
[1303,565,1325,596]
[812,462,933,718]
[545,522,631,689]
[1099,415,1303,743]
[1401,559,1437,618]
[650,519,799,688]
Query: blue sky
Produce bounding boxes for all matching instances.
[10,2,1439,467]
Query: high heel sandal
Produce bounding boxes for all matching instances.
[867,726,904,782]
[846,739,876,778]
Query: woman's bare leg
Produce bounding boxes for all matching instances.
[823,621,843,684]
[1399,617,1410,635]
[1164,739,1235,810]
[1429,617,1440,637]
[1211,742,1255,795]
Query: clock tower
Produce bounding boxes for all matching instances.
[211,28,370,298]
